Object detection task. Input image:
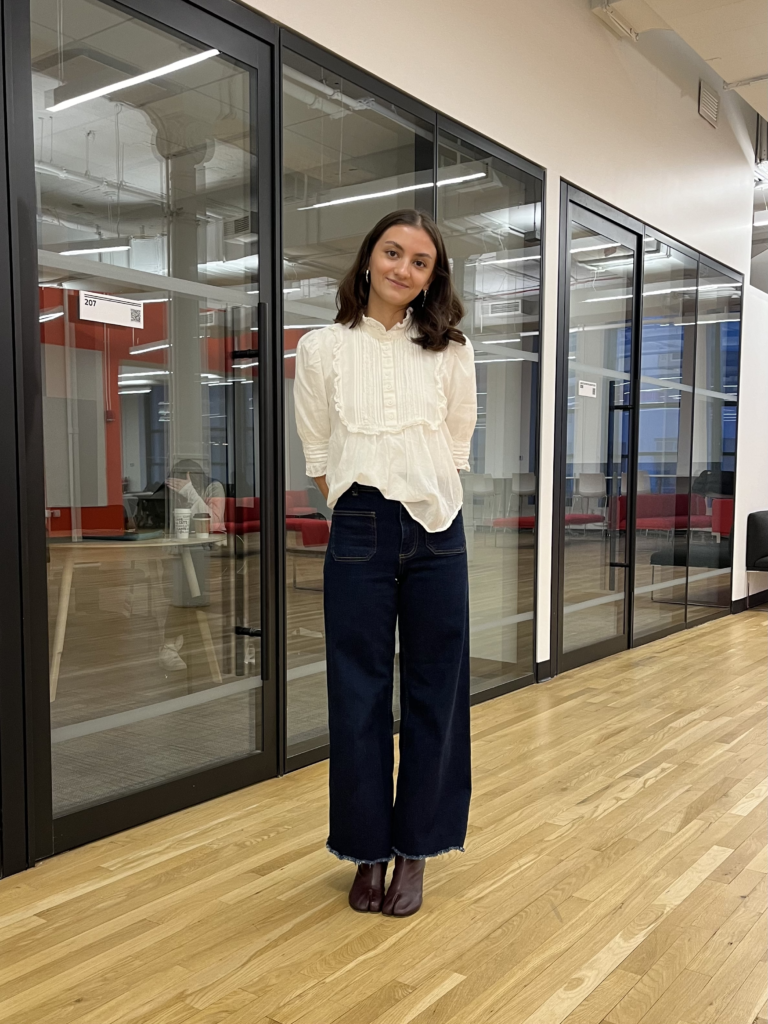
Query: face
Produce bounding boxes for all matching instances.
[367,223,437,311]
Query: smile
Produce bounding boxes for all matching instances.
[386,278,409,289]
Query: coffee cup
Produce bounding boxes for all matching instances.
[193,512,211,539]
[173,508,192,539]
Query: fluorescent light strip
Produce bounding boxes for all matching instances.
[59,245,130,256]
[583,294,633,303]
[39,310,63,322]
[119,370,169,378]
[118,389,151,395]
[475,357,525,363]
[47,49,221,112]
[297,172,486,211]
[128,342,169,355]
[570,243,622,254]
[473,254,541,266]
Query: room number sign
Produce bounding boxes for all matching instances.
[79,291,144,329]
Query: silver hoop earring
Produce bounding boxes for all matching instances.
[365,268,370,284]
[422,287,429,301]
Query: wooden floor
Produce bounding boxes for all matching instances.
[1,611,766,1024]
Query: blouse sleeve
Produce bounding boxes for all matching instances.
[294,332,332,477]
[445,338,477,471]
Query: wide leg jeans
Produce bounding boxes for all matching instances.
[324,484,471,864]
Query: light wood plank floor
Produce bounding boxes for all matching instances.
[1,610,766,1024]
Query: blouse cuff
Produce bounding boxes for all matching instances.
[303,442,329,478]
[451,441,471,472]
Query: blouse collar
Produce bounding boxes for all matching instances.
[361,308,413,336]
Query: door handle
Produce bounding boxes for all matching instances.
[234,618,262,634]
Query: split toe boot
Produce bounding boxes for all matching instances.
[348,862,386,913]
[381,856,425,917]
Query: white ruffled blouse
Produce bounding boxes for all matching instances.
[294,314,477,532]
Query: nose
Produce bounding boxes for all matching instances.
[392,259,409,279]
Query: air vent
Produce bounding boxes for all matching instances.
[698,81,719,128]
[482,299,522,317]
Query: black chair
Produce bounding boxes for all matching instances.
[746,511,768,605]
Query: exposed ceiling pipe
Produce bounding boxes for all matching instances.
[283,65,433,140]
[36,160,163,204]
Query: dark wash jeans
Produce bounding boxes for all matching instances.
[324,484,471,864]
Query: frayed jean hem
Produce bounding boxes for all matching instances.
[391,845,465,860]
[327,842,466,864]
[326,842,393,865]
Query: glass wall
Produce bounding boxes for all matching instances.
[562,213,635,657]
[632,239,698,639]
[282,50,434,758]
[282,51,543,757]
[687,267,741,617]
[558,192,743,666]
[437,130,541,695]
[33,0,265,815]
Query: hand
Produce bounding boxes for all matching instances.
[314,475,329,500]
[167,475,190,493]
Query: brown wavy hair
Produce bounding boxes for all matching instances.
[335,209,465,352]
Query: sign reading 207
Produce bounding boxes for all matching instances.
[79,291,144,329]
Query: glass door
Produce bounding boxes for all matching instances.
[557,205,638,670]
[31,0,276,848]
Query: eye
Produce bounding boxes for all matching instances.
[414,260,426,269]
[385,249,398,258]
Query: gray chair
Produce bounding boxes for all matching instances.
[746,511,768,604]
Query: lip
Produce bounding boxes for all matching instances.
[386,277,409,290]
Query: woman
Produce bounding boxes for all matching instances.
[294,209,477,917]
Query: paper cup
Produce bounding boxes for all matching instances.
[193,512,211,539]
[173,508,192,539]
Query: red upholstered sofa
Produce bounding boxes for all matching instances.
[617,493,711,532]
[223,495,330,547]
[711,497,733,539]
[492,515,536,531]
[492,512,605,532]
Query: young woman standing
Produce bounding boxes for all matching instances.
[294,209,477,917]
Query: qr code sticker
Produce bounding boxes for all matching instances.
[130,308,141,323]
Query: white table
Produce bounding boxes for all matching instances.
[48,534,226,701]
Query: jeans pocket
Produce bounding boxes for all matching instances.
[330,511,377,561]
[426,511,466,555]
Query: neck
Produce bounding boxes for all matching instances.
[364,292,408,332]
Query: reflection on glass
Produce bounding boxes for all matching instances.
[563,217,633,654]
[438,129,541,694]
[687,268,741,617]
[34,0,262,816]
[282,51,434,757]
[632,239,697,639]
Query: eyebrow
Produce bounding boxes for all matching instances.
[382,239,434,259]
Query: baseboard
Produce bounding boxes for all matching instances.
[535,659,552,683]
[732,589,768,614]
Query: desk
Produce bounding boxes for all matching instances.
[48,534,226,701]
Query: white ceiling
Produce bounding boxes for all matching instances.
[596,0,767,118]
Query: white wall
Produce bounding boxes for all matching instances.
[733,286,768,602]
[239,0,763,652]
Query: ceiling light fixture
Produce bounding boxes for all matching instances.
[476,254,541,266]
[570,243,619,253]
[47,49,221,112]
[59,244,130,256]
[128,341,170,355]
[39,309,64,322]
[118,388,151,395]
[297,172,486,211]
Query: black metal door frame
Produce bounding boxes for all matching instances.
[0,0,284,870]
[552,185,644,676]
